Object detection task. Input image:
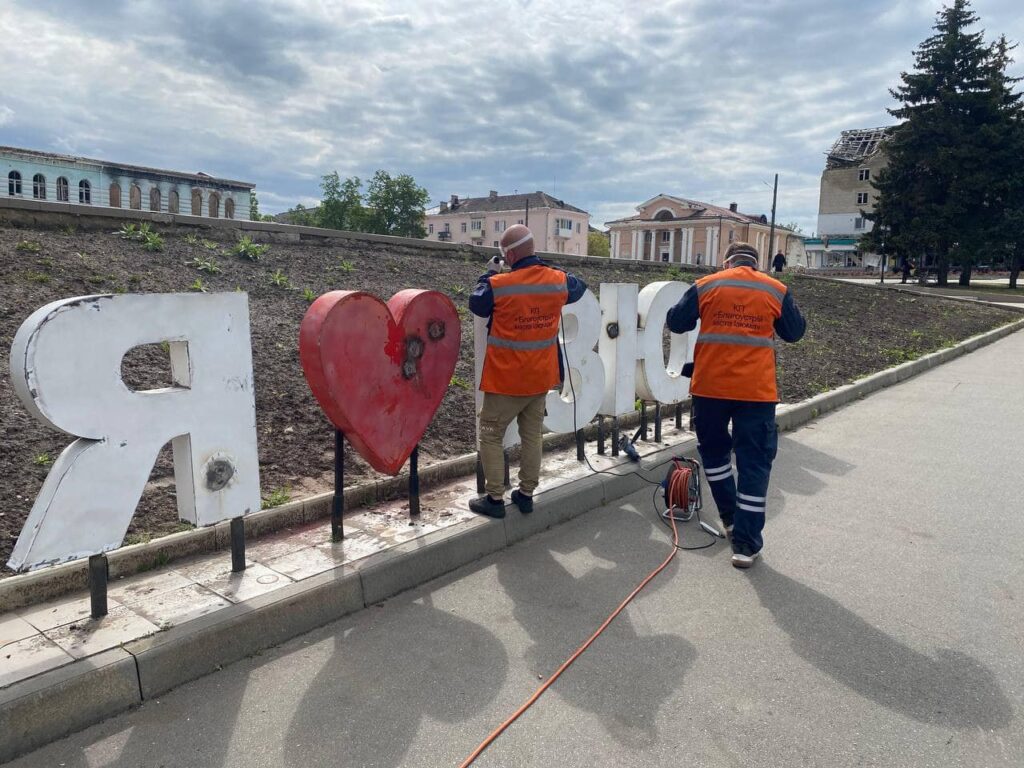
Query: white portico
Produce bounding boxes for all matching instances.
[605,194,797,271]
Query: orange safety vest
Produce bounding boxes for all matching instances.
[480,265,569,396]
[690,266,786,402]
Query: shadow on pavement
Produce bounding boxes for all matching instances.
[751,563,1013,729]
[283,596,509,768]
[497,504,696,748]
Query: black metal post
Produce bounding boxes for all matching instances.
[639,402,648,442]
[575,429,585,462]
[88,554,108,619]
[597,416,606,455]
[409,445,421,518]
[654,403,662,443]
[503,449,510,489]
[332,429,345,541]
[475,454,485,494]
[611,416,620,457]
[675,403,683,429]
[230,517,246,572]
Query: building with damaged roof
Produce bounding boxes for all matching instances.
[810,127,892,269]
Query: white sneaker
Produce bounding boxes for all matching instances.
[731,550,760,569]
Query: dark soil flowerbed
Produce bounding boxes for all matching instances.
[0,222,1017,573]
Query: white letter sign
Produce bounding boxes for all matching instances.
[8,293,260,571]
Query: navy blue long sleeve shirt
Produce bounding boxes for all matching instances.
[666,280,807,342]
[468,256,587,319]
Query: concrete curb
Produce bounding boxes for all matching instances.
[800,272,1024,311]
[2,321,1021,761]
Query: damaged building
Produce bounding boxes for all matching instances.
[807,127,891,269]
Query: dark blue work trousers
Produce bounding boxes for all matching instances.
[692,395,778,554]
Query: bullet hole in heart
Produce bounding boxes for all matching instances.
[205,458,235,491]
[405,336,424,360]
[428,321,446,341]
[402,360,418,379]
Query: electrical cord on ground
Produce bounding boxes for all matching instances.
[458,323,722,766]
[457,495,683,768]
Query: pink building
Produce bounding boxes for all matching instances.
[424,190,590,255]
[605,194,797,270]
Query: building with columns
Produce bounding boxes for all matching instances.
[604,194,798,270]
[2,146,253,220]
[424,190,590,255]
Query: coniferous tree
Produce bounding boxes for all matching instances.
[868,0,1022,286]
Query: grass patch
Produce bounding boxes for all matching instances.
[16,240,42,253]
[261,486,292,510]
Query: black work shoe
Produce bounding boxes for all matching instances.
[511,489,534,514]
[469,495,506,519]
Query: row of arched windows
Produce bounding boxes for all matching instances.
[7,170,235,217]
[9,171,90,203]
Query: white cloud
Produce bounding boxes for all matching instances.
[1,0,1021,237]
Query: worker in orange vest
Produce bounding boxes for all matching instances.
[667,242,806,567]
[468,224,587,518]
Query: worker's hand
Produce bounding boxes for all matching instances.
[486,255,504,273]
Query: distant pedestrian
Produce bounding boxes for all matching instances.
[900,258,912,284]
[772,252,786,273]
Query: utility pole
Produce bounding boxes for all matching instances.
[525,197,529,227]
[767,173,778,271]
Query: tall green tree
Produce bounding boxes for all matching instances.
[587,230,610,257]
[364,171,430,238]
[317,172,366,232]
[250,191,260,220]
[868,0,1022,286]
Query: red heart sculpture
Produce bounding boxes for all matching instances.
[299,290,461,475]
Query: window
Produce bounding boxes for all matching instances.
[461,222,467,233]
[32,174,46,200]
[661,231,670,243]
[517,219,523,225]
[8,171,21,196]
[493,241,499,247]
[79,179,91,204]
[109,182,121,207]
[471,219,483,232]
[555,217,573,231]
[224,197,235,219]
[661,252,670,262]
[576,222,581,233]
[494,220,503,233]
[150,187,161,212]
[444,222,450,232]
[429,223,434,234]
[854,217,865,230]
[191,188,202,215]
[168,189,179,213]
[209,192,220,218]
[728,230,734,242]
[130,183,142,210]
[856,192,869,205]
[858,169,870,181]
[57,177,69,202]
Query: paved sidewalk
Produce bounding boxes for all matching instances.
[10,331,1024,767]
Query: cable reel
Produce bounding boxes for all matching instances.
[662,457,702,522]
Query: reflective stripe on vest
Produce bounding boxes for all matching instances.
[697,279,785,303]
[487,335,559,350]
[491,283,568,298]
[696,333,775,348]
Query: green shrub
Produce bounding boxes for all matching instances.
[232,235,269,261]
[16,240,42,253]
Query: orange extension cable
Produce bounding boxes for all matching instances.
[458,467,691,767]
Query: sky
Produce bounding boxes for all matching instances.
[1,0,1022,235]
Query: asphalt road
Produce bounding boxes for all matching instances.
[12,331,1024,768]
